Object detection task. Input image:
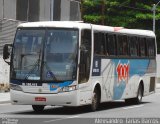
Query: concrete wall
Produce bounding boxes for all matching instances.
[3,0,16,20]
[0,0,3,19]
[0,0,16,20]
[157,54,160,83]
[0,0,81,21]
[61,0,70,21]
[0,56,9,84]
[39,0,51,21]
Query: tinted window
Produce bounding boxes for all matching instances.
[94,32,105,55]
[147,38,155,57]
[16,0,39,21]
[53,0,61,21]
[107,34,116,56]
[117,35,128,56]
[139,38,146,57]
[129,36,138,57]
[16,0,28,21]
[79,29,91,84]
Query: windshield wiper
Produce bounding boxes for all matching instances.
[24,50,41,80]
[24,60,40,80]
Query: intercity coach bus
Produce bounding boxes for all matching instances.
[3,21,156,112]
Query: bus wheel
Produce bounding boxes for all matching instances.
[32,105,45,112]
[130,84,143,104]
[91,88,100,111]
[125,84,143,105]
[134,84,143,104]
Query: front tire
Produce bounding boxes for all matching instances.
[91,88,100,111]
[32,105,45,112]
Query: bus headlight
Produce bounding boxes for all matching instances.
[60,85,77,92]
[10,84,23,91]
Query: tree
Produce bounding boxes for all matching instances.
[82,0,160,52]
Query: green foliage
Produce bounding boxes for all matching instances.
[82,0,160,53]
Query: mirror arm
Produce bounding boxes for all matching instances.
[80,45,88,53]
[4,60,10,65]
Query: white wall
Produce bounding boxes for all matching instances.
[0,0,3,19]
[39,0,51,21]
[61,0,70,21]
[3,0,16,20]
[0,56,9,84]
[156,54,160,83]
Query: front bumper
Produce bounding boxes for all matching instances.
[10,89,79,106]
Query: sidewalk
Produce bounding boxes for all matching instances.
[156,83,160,89]
[0,92,10,104]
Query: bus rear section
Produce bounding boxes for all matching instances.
[91,26,156,105]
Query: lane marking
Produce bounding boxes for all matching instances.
[44,115,79,123]
[123,105,144,110]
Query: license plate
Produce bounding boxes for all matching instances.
[35,97,46,101]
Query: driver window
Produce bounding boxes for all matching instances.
[79,29,91,84]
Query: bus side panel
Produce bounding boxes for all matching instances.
[101,59,115,102]
[78,80,93,105]
[101,59,137,101]
[100,58,156,102]
[142,59,156,96]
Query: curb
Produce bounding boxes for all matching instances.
[0,92,10,104]
[0,100,10,104]
[156,84,160,89]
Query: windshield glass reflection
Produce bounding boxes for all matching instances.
[11,28,78,82]
[11,29,44,80]
[43,29,78,81]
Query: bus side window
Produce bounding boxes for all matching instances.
[129,36,138,57]
[147,38,155,57]
[139,37,147,57]
[94,32,105,56]
[107,34,116,56]
[117,35,128,56]
[79,29,91,84]
[105,33,109,56]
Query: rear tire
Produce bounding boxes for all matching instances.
[125,84,143,105]
[91,88,100,111]
[133,84,143,104]
[32,105,45,112]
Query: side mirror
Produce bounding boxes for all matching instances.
[3,44,12,65]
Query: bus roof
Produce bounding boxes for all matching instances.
[18,21,91,29]
[18,21,155,37]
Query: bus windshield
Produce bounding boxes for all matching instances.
[11,28,78,82]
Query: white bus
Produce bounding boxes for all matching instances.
[3,21,156,112]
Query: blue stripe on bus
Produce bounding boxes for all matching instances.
[10,80,73,89]
[10,80,43,86]
[49,81,73,91]
[10,80,22,85]
[112,59,150,100]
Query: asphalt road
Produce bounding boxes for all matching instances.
[0,89,160,124]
